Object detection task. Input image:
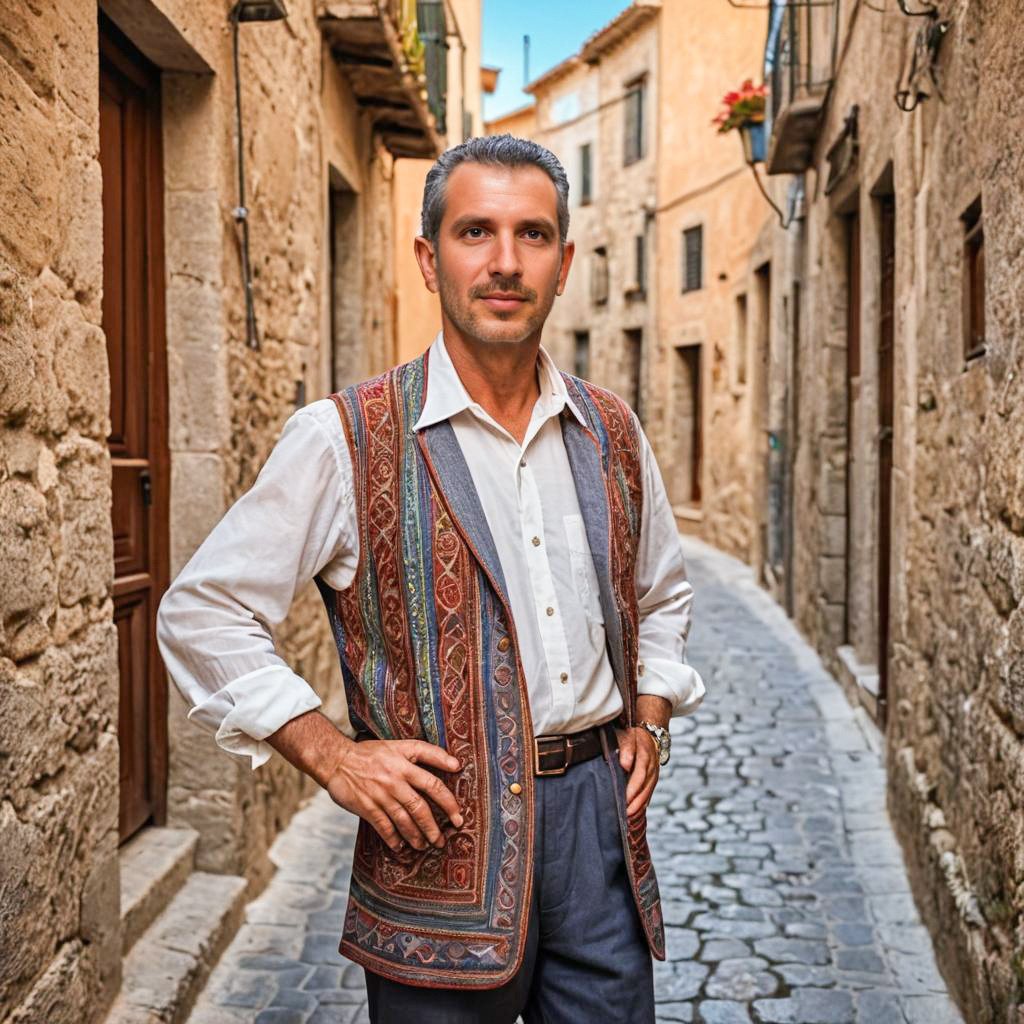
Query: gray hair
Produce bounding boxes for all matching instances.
[420,135,570,247]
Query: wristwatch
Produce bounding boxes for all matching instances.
[639,721,671,766]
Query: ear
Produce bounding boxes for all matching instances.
[414,236,440,294]
[555,239,575,297]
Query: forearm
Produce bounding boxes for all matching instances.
[637,694,671,730]
[265,708,353,789]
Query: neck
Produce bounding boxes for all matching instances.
[440,318,544,444]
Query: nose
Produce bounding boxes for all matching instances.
[487,229,522,280]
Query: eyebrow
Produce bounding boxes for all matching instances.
[449,214,557,236]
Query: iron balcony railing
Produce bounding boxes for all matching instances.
[763,0,839,173]
[417,0,447,134]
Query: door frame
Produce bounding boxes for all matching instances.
[100,11,171,839]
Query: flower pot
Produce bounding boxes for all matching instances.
[739,119,766,165]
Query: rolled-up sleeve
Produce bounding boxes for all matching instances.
[634,428,706,718]
[156,400,359,769]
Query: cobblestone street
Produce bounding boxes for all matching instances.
[187,538,964,1024]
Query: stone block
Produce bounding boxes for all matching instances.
[0,478,57,660]
[54,304,109,438]
[0,734,118,1016]
[119,825,199,955]
[819,556,846,604]
[5,939,104,1024]
[55,435,113,607]
[169,451,225,576]
[51,124,103,308]
[822,514,847,558]
[166,276,227,453]
[163,74,219,191]
[0,59,60,275]
[0,261,37,421]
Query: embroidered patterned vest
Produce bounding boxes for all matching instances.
[315,352,665,988]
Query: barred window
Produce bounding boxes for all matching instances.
[580,143,592,205]
[574,330,590,379]
[591,247,609,306]
[682,226,703,293]
[962,197,985,361]
[623,79,645,165]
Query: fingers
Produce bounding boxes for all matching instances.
[390,782,442,849]
[625,733,658,818]
[617,729,635,772]
[360,742,463,853]
[406,764,464,828]
[402,740,461,773]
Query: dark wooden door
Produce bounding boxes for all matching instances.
[877,197,895,726]
[99,15,169,842]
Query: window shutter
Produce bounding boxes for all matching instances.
[623,83,644,165]
[683,226,703,292]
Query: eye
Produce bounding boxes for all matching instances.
[463,226,486,239]
[524,229,545,241]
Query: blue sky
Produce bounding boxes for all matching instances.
[482,0,631,121]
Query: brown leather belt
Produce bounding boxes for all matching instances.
[533,724,613,777]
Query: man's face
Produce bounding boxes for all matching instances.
[415,162,574,346]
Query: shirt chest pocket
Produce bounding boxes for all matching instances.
[563,514,605,629]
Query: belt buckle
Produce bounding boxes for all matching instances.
[533,735,568,776]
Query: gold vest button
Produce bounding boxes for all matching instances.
[497,637,510,652]
[509,782,522,795]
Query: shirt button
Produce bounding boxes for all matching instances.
[546,606,554,617]
[497,637,510,652]
[531,536,541,547]
[560,672,568,684]
[520,458,526,468]
[509,782,522,795]
[638,661,645,676]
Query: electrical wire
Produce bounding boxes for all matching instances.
[231,7,261,350]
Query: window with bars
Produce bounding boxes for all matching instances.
[591,247,609,306]
[682,225,703,293]
[623,79,645,166]
[574,330,590,379]
[962,197,985,361]
[734,292,748,387]
[580,143,592,205]
[627,234,645,297]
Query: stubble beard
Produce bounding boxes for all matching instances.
[435,251,561,348]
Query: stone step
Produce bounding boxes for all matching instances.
[106,870,247,1024]
[120,827,200,957]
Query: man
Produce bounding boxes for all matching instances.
[157,135,704,1023]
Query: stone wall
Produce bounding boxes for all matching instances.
[0,0,419,1020]
[0,2,122,1016]
[761,1,1024,1019]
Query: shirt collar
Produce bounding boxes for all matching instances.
[413,331,588,432]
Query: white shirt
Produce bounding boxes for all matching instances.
[156,334,705,769]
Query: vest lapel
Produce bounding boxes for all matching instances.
[560,412,630,715]
[417,420,511,608]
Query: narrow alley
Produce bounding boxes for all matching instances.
[182,538,963,1024]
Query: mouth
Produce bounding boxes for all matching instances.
[479,292,528,312]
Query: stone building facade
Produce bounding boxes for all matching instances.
[484,1,771,553]
[0,1,473,1021]
[751,0,1024,1019]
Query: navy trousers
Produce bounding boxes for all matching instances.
[363,744,656,1023]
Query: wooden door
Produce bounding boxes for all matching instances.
[877,196,895,726]
[99,15,169,842]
